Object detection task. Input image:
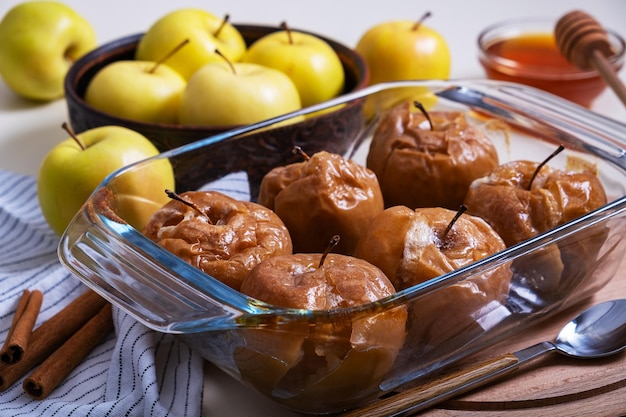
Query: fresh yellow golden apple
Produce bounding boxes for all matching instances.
[243,25,345,107]
[0,1,96,101]
[85,60,186,124]
[355,13,451,116]
[355,13,451,84]
[178,61,301,126]
[37,125,174,235]
[135,9,246,80]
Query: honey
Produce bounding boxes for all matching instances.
[488,33,571,71]
[478,28,623,107]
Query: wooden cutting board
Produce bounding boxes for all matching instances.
[419,256,626,416]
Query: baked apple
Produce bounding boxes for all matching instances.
[354,205,511,346]
[464,158,608,304]
[366,101,499,210]
[236,250,407,412]
[143,190,293,290]
[464,159,607,246]
[258,149,384,255]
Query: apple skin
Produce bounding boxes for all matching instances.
[135,9,246,80]
[178,61,301,126]
[366,102,499,210]
[243,30,345,107]
[258,150,384,255]
[238,253,407,412]
[0,1,96,101]
[355,19,451,84]
[354,206,511,347]
[84,60,187,124]
[355,19,451,115]
[37,126,175,235]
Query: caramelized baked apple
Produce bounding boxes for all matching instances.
[354,206,511,346]
[464,159,608,246]
[143,190,293,290]
[464,158,608,304]
[236,251,406,412]
[366,101,499,210]
[258,149,384,255]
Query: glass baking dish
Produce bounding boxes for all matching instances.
[59,80,626,415]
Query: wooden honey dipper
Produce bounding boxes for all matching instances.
[555,10,626,107]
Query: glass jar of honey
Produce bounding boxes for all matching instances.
[478,18,625,107]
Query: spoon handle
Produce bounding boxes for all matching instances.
[341,342,554,417]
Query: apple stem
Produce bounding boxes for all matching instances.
[61,122,85,151]
[165,189,214,224]
[280,21,294,45]
[413,101,434,131]
[442,205,467,242]
[319,235,340,268]
[412,11,432,31]
[215,48,237,75]
[527,145,565,190]
[214,14,230,38]
[148,38,190,74]
[292,146,311,161]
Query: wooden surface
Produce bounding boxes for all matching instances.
[418,256,626,417]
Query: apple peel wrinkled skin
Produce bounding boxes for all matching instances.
[143,190,293,291]
[367,101,499,210]
[464,159,608,302]
[237,253,407,412]
[464,160,608,247]
[355,206,512,347]
[258,151,384,255]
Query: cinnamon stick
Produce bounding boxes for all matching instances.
[23,303,113,399]
[1,289,43,364]
[0,289,107,391]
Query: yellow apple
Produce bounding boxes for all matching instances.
[84,60,186,124]
[0,1,96,101]
[355,13,451,84]
[37,125,174,235]
[178,61,301,126]
[355,13,450,116]
[135,9,246,80]
[243,25,345,107]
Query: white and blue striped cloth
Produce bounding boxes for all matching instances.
[0,170,204,417]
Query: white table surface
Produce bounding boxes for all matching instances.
[1,1,625,416]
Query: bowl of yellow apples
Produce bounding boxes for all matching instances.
[64,9,369,157]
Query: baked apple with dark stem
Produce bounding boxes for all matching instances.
[143,190,293,291]
[464,147,607,246]
[366,100,499,210]
[258,147,384,255]
[354,205,511,347]
[464,147,608,304]
[236,236,407,412]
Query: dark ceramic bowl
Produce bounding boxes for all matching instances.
[64,26,369,193]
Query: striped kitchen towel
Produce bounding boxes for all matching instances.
[0,170,204,417]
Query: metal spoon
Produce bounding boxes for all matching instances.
[342,299,626,417]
